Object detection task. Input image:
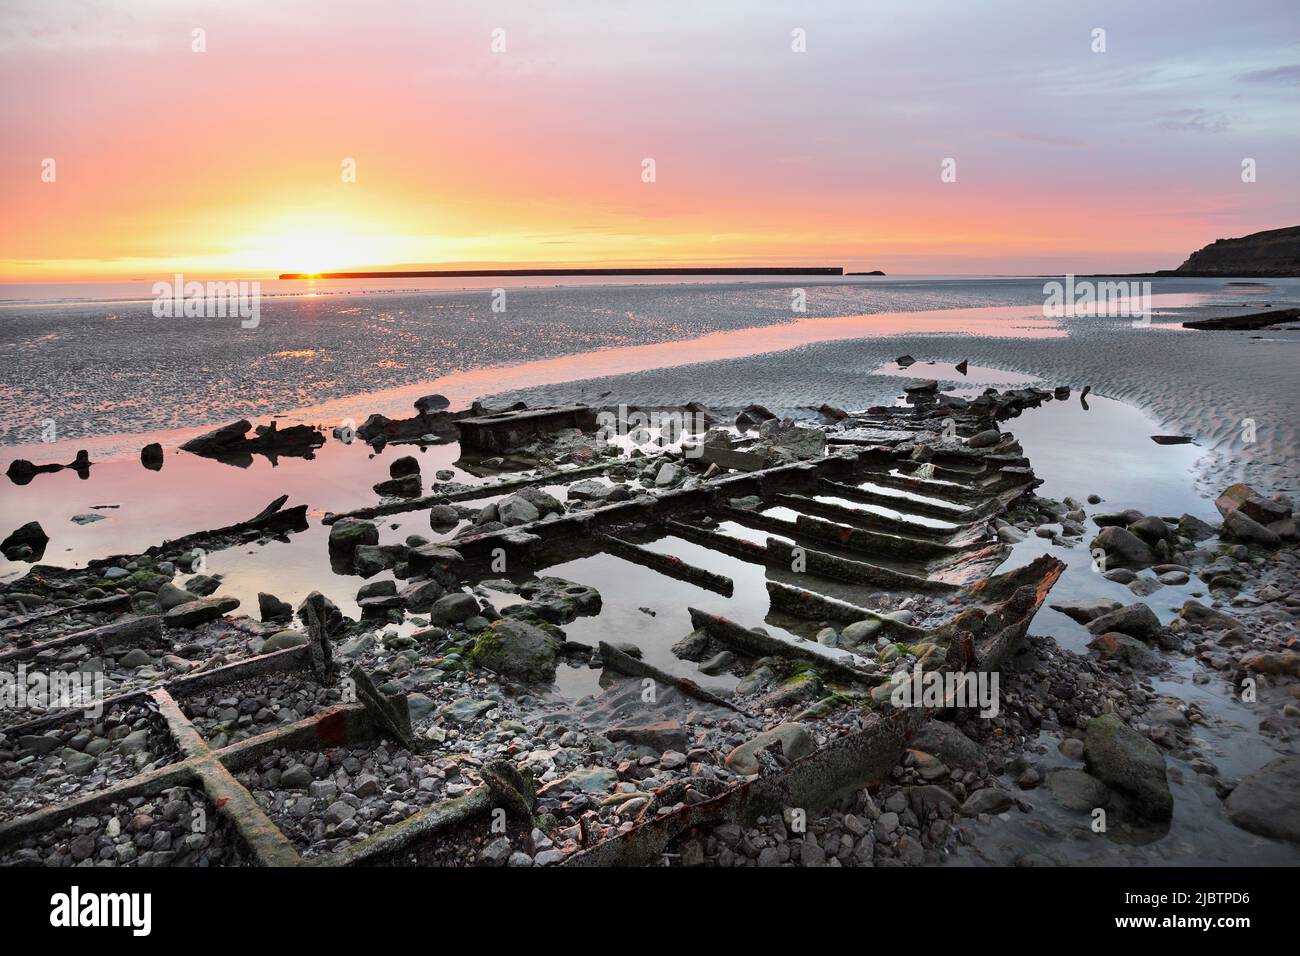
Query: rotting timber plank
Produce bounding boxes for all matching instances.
[152,688,211,760]
[924,541,1014,588]
[0,614,163,664]
[150,691,304,866]
[715,504,980,562]
[593,533,735,596]
[764,581,927,640]
[687,607,880,683]
[763,537,956,593]
[818,478,992,522]
[0,761,197,847]
[192,758,303,866]
[772,493,960,540]
[665,519,772,565]
[2,642,312,736]
[0,701,381,857]
[321,463,612,524]
[862,469,992,504]
[790,511,991,559]
[97,495,309,565]
[561,708,922,866]
[663,517,954,594]
[597,641,744,712]
[213,703,378,773]
[316,787,495,866]
[456,404,599,452]
[0,592,132,632]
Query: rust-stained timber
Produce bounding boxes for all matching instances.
[0,614,163,664]
[562,708,922,866]
[314,786,494,867]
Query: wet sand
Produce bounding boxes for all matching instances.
[489,300,1300,499]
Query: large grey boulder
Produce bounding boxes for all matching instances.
[388,455,420,479]
[1,521,49,560]
[258,591,294,622]
[1086,632,1156,668]
[839,618,883,649]
[1083,714,1172,820]
[961,787,1014,816]
[1177,513,1218,541]
[471,619,560,683]
[1128,515,1172,545]
[1225,755,1300,843]
[157,582,199,611]
[1086,602,1161,642]
[260,630,308,653]
[497,494,541,526]
[1090,526,1156,568]
[1179,599,1243,636]
[399,578,445,613]
[1215,482,1289,525]
[1223,510,1281,547]
[406,544,464,586]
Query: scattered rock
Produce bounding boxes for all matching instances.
[258,592,294,622]
[724,723,816,775]
[1,521,49,561]
[328,518,379,553]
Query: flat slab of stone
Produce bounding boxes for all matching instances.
[163,596,240,629]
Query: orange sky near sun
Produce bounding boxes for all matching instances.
[2,1,1297,281]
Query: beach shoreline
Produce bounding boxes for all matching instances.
[4,280,1297,503]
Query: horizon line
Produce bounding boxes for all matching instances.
[279,266,848,280]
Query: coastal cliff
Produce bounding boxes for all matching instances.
[1175,225,1300,277]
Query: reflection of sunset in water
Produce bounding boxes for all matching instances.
[297,303,1066,427]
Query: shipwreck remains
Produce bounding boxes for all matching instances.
[0,382,1072,867]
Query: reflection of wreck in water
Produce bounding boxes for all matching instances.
[0,382,1071,867]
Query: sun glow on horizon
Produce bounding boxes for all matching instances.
[235,214,423,277]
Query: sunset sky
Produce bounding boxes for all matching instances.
[2,0,1297,280]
